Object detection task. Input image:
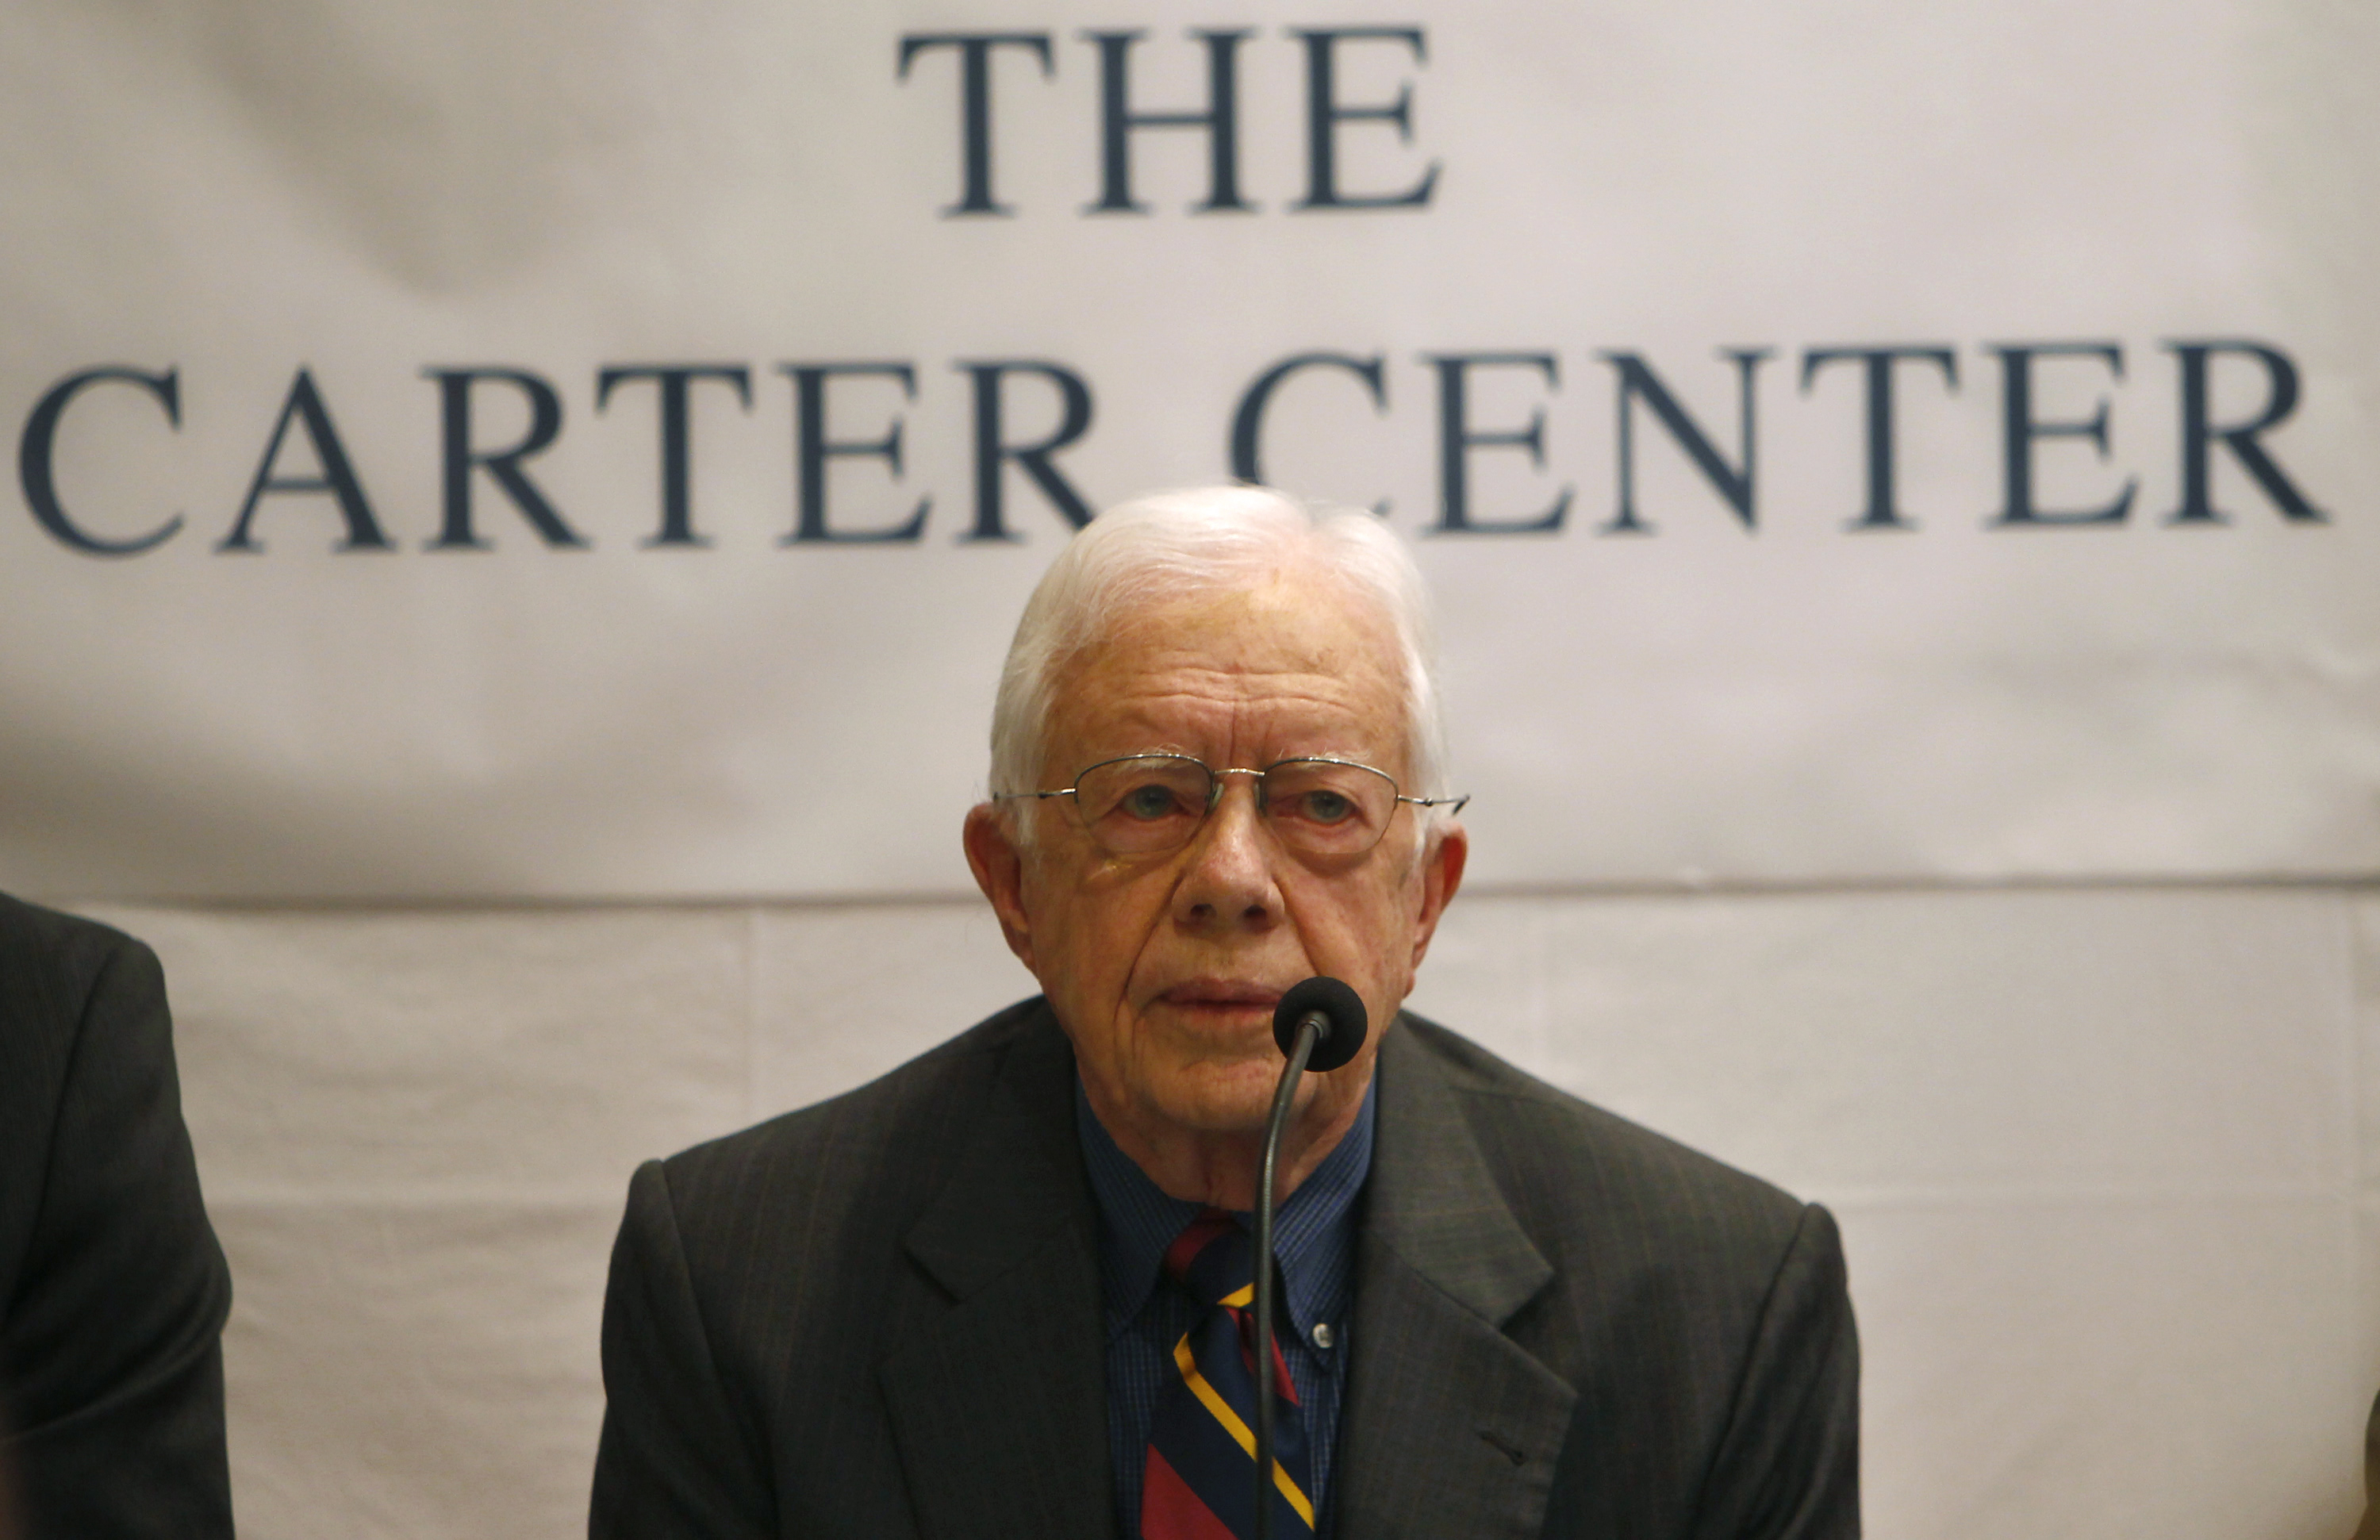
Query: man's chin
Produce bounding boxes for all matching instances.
[1147,1058,1309,1139]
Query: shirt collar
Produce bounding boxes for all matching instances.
[1075,1073,1377,1336]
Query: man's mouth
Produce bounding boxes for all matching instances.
[1154,979,1284,1013]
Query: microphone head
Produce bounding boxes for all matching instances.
[1272,976,1369,1073]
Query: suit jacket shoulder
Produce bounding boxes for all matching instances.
[592,1000,1856,1540]
[593,997,1112,1540]
[1343,1014,1858,1540]
[1395,1011,1816,1293]
[653,997,1050,1277]
[0,895,235,1540]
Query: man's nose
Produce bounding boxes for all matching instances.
[1172,774,1280,927]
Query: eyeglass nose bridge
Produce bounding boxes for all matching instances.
[1201,765,1269,805]
[1195,766,1277,831]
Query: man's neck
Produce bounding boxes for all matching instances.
[1081,1070,1376,1212]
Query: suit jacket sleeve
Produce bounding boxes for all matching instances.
[591,1158,776,1540]
[1688,1202,1860,1540]
[0,899,235,1540]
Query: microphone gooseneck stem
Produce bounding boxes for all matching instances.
[1252,1010,1323,1540]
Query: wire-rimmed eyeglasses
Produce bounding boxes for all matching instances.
[994,753,1470,858]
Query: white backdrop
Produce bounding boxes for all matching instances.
[5,0,2377,1536]
[2,0,2373,897]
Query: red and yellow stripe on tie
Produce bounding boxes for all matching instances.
[1170,1334,1317,1528]
[1142,1211,1318,1540]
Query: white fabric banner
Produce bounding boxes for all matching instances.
[2,0,2371,898]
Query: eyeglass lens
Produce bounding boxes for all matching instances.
[1070,756,1399,857]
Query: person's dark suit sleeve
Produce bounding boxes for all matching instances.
[591,1158,775,1540]
[1689,1201,1860,1540]
[0,909,234,1540]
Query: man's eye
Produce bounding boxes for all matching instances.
[1119,783,1186,820]
[1293,789,1357,824]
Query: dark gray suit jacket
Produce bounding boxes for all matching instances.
[591,999,1857,1538]
[0,896,235,1540]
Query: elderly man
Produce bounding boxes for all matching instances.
[590,486,1858,1539]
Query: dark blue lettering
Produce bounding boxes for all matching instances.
[1427,352,1568,533]
[1228,352,1387,490]
[784,363,929,543]
[1292,29,1438,211]
[220,368,390,552]
[1990,344,2135,526]
[959,360,1095,541]
[426,368,585,549]
[1799,346,1957,530]
[1601,350,1768,532]
[2165,340,2324,524]
[18,366,183,556]
[1085,30,1251,214]
[596,365,753,547]
[898,33,1055,217]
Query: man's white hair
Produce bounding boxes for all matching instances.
[988,485,1451,809]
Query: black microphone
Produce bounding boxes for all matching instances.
[1272,975,1367,1072]
[1251,977,1368,1540]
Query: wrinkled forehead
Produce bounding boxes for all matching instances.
[1044,570,1411,760]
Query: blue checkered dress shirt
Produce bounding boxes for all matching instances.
[1075,1075,1375,1540]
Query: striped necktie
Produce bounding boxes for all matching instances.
[1141,1208,1317,1540]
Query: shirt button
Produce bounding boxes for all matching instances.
[1311,1323,1335,1350]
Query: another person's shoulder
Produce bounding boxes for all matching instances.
[0,897,236,1540]
[0,896,172,1112]
[1392,1012,1821,1267]
[0,893,161,1006]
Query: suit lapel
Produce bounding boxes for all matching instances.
[1336,1020,1577,1540]
[878,1011,1115,1540]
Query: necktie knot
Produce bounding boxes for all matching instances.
[1163,1208,1253,1308]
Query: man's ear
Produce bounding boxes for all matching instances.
[1407,818,1468,975]
[963,802,1038,973]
